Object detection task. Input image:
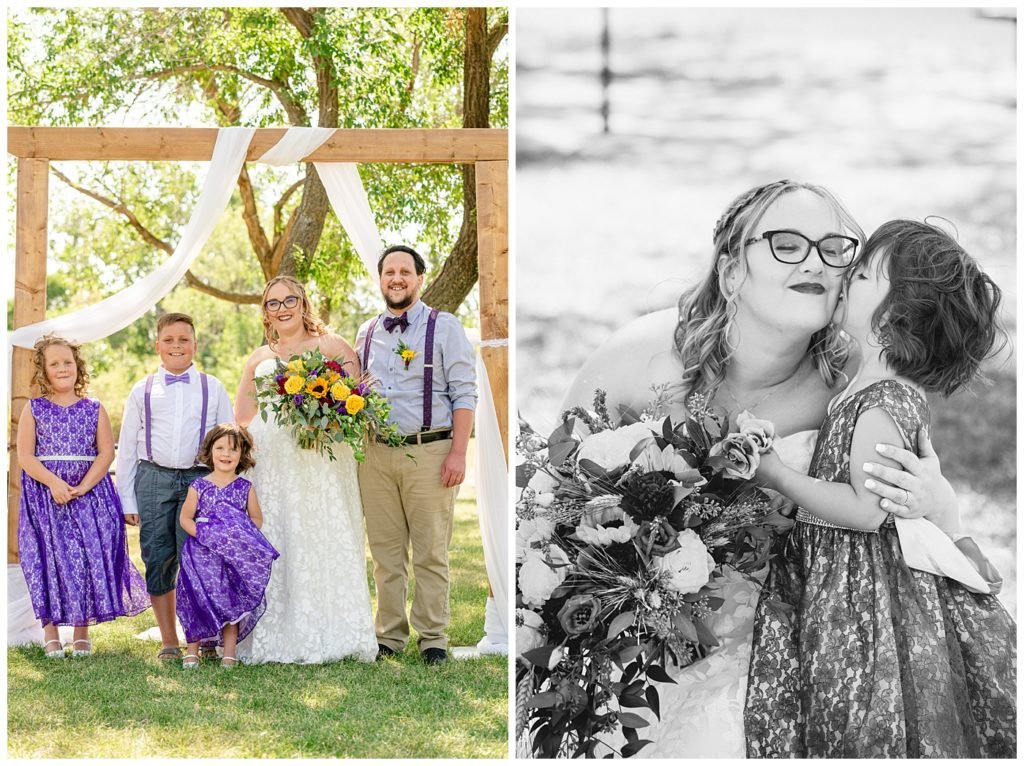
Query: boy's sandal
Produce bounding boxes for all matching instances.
[71,639,92,658]
[221,655,239,669]
[182,654,201,669]
[43,639,65,659]
[157,646,183,662]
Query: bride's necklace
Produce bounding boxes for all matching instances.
[721,356,808,415]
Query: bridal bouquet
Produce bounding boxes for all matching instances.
[515,390,784,758]
[254,348,401,462]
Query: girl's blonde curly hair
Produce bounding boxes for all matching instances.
[31,335,90,398]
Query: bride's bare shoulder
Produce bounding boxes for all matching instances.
[562,308,682,412]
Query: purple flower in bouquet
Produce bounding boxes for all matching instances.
[292,394,304,406]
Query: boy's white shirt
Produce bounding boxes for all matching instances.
[115,363,233,517]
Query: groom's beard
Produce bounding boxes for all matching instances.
[384,293,415,311]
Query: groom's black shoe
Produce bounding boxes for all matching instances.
[376,644,397,660]
[422,648,448,666]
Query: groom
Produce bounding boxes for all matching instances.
[356,245,477,666]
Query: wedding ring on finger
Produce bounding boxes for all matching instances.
[901,488,912,507]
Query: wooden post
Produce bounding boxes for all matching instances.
[475,160,509,461]
[9,159,49,564]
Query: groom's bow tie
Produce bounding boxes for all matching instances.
[164,372,191,386]
[383,312,409,333]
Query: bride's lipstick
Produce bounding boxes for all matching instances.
[789,282,826,295]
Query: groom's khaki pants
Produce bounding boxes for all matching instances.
[359,438,457,652]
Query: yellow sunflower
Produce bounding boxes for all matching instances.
[306,376,329,399]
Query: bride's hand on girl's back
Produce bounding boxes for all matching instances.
[862,426,959,532]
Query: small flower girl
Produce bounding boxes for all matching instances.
[745,220,1015,757]
[176,424,279,668]
[16,335,150,658]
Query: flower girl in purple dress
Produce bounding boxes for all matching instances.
[176,423,279,668]
[16,336,150,659]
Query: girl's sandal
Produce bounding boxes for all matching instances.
[220,655,239,669]
[182,654,201,670]
[71,639,92,658]
[43,639,65,659]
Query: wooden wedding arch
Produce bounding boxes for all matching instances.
[7,126,509,564]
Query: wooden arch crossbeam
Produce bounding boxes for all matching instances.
[7,126,509,565]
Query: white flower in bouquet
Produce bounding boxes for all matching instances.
[519,543,571,607]
[534,492,556,508]
[575,496,639,546]
[635,440,704,485]
[736,410,776,452]
[516,516,556,563]
[516,608,546,655]
[528,468,560,494]
[577,421,656,472]
[655,529,716,594]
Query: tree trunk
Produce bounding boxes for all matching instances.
[422,7,492,313]
[279,7,338,277]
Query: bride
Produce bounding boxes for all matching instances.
[234,275,377,664]
[560,181,959,756]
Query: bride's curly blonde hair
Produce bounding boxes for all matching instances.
[674,180,864,400]
[261,276,326,350]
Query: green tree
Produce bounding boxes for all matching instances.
[8,6,508,316]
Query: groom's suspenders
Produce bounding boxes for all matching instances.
[362,308,440,432]
[143,372,209,463]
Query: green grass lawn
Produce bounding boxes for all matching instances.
[8,484,508,758]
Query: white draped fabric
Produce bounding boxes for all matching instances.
[9,127,256,348]
[474,344,509,652]
[7,127,508,650]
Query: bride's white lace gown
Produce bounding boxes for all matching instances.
[236,358,377,664]
[630,430,818,758]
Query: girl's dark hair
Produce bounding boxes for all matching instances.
[853,219,1006,396]
[196,423,256,473]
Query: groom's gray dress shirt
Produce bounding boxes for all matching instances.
[356,299,477,435]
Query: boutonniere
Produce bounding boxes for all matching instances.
[394,339,419,371]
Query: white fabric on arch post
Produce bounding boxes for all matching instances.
[473,341,509,654]
[8,127,256,348]
[255,126,383,278]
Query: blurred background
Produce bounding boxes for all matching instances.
[517,7,1016,612]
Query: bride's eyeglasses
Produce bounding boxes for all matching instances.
[745,229,859,268]
[264,295,301,312]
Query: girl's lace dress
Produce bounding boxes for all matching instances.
[744,380,1016,758]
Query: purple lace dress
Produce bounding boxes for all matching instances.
[176,476,279,645]
[744,380,1016,757]
[18,397,150,626]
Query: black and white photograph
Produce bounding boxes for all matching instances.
[515,7,1016,758]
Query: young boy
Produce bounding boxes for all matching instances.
[115,313,233,661]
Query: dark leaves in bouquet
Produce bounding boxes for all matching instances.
[515,461,538,488]
[621,739,655,757]
[547,418,579,468]
[520,644,560,669]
